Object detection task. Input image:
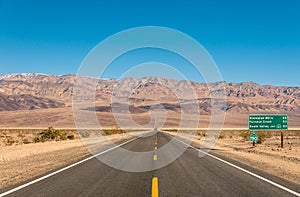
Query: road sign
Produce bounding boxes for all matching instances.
[249,131,258,143]
[248,114,288,130]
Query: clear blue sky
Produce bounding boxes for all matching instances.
[0,0,299,86]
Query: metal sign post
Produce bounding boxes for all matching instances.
[281,131,284,148]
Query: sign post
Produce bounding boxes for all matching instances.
[248,114,288,148]
[281,131,284,148]
[249,131,259,146]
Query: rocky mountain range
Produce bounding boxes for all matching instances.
[0,73,299,114]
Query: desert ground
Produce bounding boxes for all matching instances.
[1,107,300,129]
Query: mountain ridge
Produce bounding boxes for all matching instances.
[1,73,299,87]
[0,73,299,114]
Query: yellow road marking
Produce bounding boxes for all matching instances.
[152,177,159,197]
[154,147,157,150]
[153,154,157,161]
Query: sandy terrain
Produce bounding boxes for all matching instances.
[0,133,132,191]
[1,107,300,129]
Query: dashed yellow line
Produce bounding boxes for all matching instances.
[153,154,157,161]
[152,177,159,197]
[154,146,157,150]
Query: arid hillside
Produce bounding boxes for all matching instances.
[0,73,299,128]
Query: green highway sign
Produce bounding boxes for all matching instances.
[249,132,258,143]
[248,114,288,130]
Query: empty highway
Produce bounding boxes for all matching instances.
[1,132,300,197]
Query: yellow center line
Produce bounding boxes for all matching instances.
[152,177,159,197]
[153,154,157,161]
[154,146,157,150]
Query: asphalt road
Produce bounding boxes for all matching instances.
[2,132,300,197]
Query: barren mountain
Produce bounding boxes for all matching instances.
[0,93,64,111]
[0,73,299,128]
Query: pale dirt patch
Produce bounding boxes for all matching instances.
[0,133,132,191]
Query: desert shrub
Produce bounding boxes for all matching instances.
[22,138,31,144]
[67,134,75,140]
[33,127,73,142]
[33,136,41,143]
[265,131,272,138]
[103,128,124,135]
[6,137,15,145]
[257,131,267,144]
[162,129,178,132]
[239,131,250,140]
[79,131,90,138]
[59,132,68,140]
[39,127,61,141]
[17,131,25,138]
[218,134,225,139]
[219,131,226,139]
[202,131,207,137]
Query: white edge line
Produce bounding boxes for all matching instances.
[172,135,300,197]
[0,137,138,197]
